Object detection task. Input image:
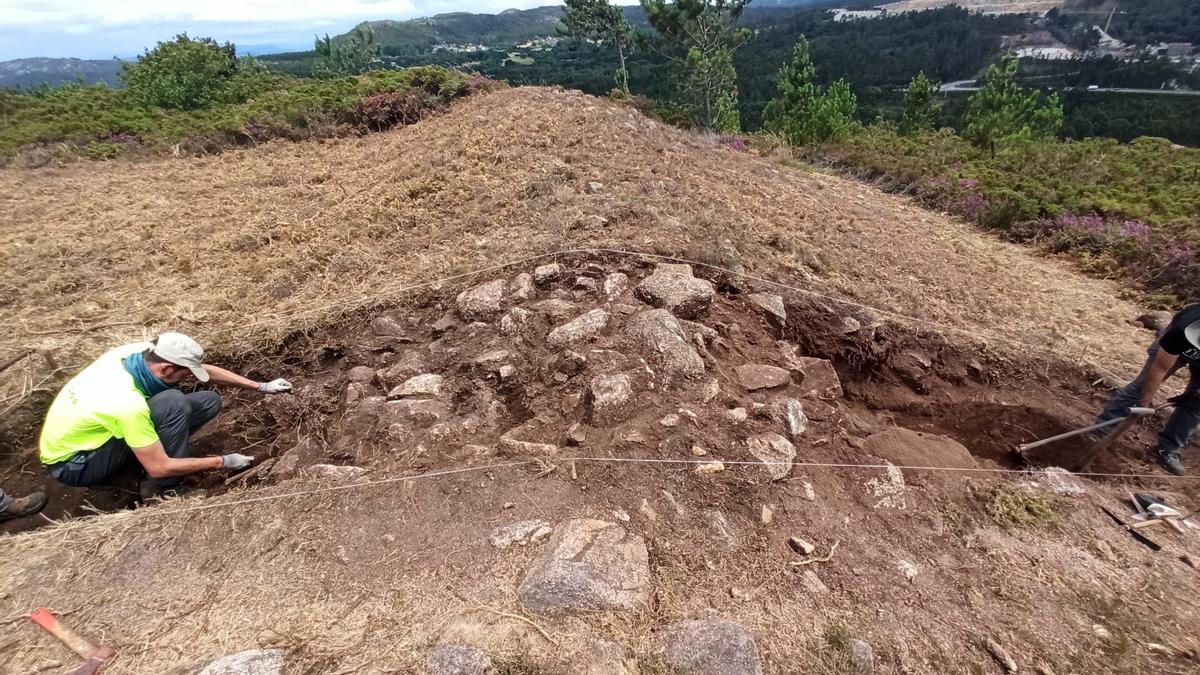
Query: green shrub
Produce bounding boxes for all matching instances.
[122,34,240,110]
[0,66,481,158]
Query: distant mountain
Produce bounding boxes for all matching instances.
[0,57,124,89]
[338,2,835,55]
[346,6,567,55]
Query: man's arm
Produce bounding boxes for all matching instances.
[1138,347,1178,407]
[133,441,223,478]
[202,364,292,393]
[202,364,260,390]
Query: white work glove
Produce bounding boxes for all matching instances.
[258,378,293,394]
[222,453,254,470]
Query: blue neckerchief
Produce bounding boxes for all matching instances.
[123,351,171,398]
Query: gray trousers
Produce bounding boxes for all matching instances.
[1097,339,1200,456]
[0,488,10,511]
[50,390,221,489]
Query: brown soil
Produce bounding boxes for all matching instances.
[1,256,1197,675]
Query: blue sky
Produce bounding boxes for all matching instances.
[0,0,558,60]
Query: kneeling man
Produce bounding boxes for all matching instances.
[40,333,292,498]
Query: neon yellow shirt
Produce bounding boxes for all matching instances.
[39,342,160,465]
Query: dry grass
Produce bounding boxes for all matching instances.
[0,86,1153,443]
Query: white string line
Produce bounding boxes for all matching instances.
[0,462,530,542]
[5,453,1193,545]
[563,456,1196,481]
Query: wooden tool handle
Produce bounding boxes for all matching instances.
[29,608,98,658]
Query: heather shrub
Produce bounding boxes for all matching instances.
[815,125,1200,300]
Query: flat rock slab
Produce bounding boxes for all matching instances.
[746,293,786,326]
[658,619,763,675]
[426,644,492,675]
[746,433,796,480]
[347,366,376,384]
[736,364,791,391]
[307,464,368,481]
[499,433,560,456]
[634,263,714,319]
[510,272,535,301]
[198,649,286,675]
[533,263,562,285]
[548,309,611,346]
[773,399,808,438]
[628,309,705,381]
[790,356,844,399]
[384,398,450,426]
[456,279,507,322]
[863,428,976,470]
[380,351,432,385]
[531,298,580,321]
[578,639,635,675]
[500,307,532,335]
[491,520,553,548]
[388,373,444,399]
[1031,466,1087,496]
[517,519,651,615]
[603,272,630,300]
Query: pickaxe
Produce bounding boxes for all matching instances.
[29,608,115,675]
[1014,407,1156,471]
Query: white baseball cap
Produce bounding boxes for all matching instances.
[152,332,210,382]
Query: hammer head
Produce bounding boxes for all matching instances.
[69,647,115,675]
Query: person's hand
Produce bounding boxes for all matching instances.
[221,453,254,470]
[258,378,293,394]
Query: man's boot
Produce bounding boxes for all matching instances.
[0,490,48,521]
[1155,448,1186,476]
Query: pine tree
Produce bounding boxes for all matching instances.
[964,55,1063,156]
[899,71,941,135]
[562,0,636,95]
[640,0,750,131]
[314,25,382,77]
[763,36,859,145]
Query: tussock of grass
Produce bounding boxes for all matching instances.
[985,483,1056,528]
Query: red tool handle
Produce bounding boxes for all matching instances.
[30,608,99,658]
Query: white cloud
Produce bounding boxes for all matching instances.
[0,0,421,28]
[0,0,565,60]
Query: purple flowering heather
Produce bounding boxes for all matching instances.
[717,135,748,151]
[1118,220,1150,240]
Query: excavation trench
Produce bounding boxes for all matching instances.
[0,255,1164,534]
